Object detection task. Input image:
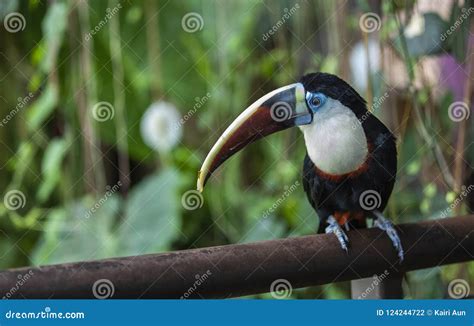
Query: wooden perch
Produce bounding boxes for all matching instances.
[0,215,472,299]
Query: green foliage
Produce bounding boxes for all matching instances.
[118,169,182,255]
[0,0,472,299]
[26,84,58,131]
[33,168,182,264]
[37,137,69,202]
[41,2,68,73]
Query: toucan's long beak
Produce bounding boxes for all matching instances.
[197,82,311,192]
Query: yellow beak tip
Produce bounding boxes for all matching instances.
[196,170,204,192]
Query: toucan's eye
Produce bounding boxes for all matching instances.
[311,97,321,107]
[306,92,326,111]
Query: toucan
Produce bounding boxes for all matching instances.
[197,72,403,261]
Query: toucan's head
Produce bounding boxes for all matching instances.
[197,72,370,191]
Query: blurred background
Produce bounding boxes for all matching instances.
[0,0,473,299]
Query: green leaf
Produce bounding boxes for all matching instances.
[117,169,182,256]
[445,191,456,204]
[37,137,69,202]
[406,160,421,176]
[41,2,68,73]
[423,183,437,198]
[26,84,58,131]
[0,236,18,269]
[239,217,285,243]
[32,195,120,265]
[10,141,35,188]
[407,269,443,299]
[9,208,43,229]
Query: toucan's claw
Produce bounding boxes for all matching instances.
[343,222,350,232]
[325,215,349,252]
[373,211,404,261]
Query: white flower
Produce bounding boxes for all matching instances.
[140,101,182,152]
[349,39,380,93]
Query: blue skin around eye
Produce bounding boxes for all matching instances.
[306,92,327,112]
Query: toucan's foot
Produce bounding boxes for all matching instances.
[373,211,404,261]
[325,215,349,252]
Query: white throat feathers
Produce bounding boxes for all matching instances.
[300,98,368,175]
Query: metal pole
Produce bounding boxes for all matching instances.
[0,216,472,299]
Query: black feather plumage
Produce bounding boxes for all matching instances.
[300,73,397,232]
